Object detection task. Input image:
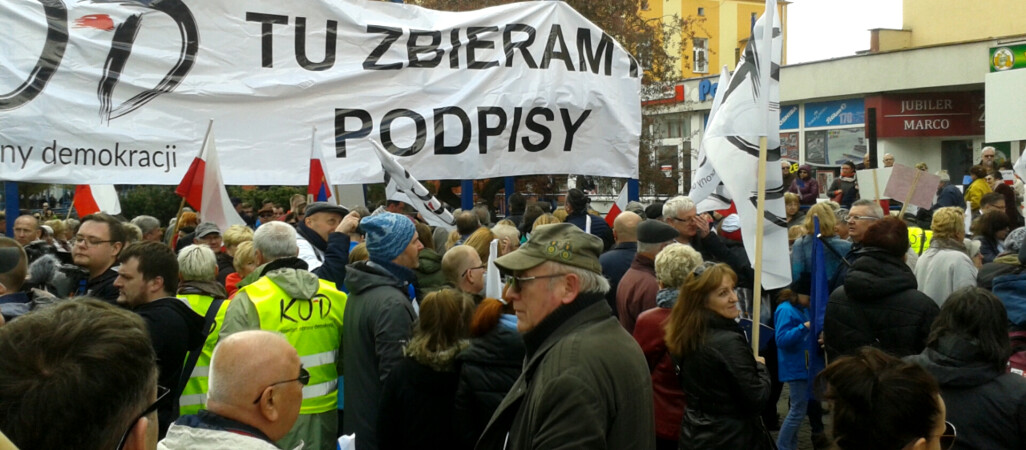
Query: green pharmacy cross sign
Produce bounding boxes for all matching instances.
[991,43,1026,72]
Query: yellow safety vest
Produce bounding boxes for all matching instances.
[242,277,346,414]
[908,226,933,255]
[177,293,230,416]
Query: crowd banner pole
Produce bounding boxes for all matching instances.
[4,182,19,236]
[461,180,474,211]
[751,135,769,357]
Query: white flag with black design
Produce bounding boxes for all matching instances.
[371,140,456,231]
[690,66,733,213]
[699,0,791,289]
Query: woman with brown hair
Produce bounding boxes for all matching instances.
[664,263,774,449]
[377,288,474,449]
[453,295,525,449]
[819,347,952,450]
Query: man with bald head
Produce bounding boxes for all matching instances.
[12,215,41,247]
[159,330,304,449]
[441,244,485,298]
[600,211,642,318]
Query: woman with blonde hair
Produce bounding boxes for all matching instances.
[791,202,850,301]
[665,263,774,449]
[377,288,474,449]
[463,227,495,265]
[915,207,978,306]
[784,192,805,228]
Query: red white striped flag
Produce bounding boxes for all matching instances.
[74,184,121,216]
[604,183,629,227]
[174,121,245,229]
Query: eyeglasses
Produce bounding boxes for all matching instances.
[503,273,565,292]
[72,235,115,247]
[461,264,486,278]
[668,215,696,223]
[690,261,717,278]
[907,421,956,450]
[252,365,310,404]
[939,421,957,450]
[846,215,879,223]
[116,385,170,450]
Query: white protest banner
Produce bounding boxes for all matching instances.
[0,0,640,185]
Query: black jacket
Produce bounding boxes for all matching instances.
[454,321,525,450]
[824,249,939,359]
[377,357,461,450]
[134,297,206,439]
[676,314,774,450]
[906,335,1026,450]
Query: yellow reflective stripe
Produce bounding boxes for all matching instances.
[303,379,338,399]
[299,350,336,368]
[179,393,206,407]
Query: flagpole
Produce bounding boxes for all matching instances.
[751,135,769,357]
[172,120,214,245]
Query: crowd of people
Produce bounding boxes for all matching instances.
[2,153,1026,449]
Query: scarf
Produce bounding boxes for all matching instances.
[295,221,328,252]
[656,288,680,309]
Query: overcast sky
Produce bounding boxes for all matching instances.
[786,0,904,64]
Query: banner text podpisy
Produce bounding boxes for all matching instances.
[0,0,641,184]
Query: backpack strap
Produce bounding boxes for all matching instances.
[178,298,224,393]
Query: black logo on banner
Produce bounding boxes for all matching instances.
[0,0,198,122]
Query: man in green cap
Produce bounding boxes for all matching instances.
[476,223,655,450]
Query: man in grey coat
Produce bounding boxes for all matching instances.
[476,223,655,450]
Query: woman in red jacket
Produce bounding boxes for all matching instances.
[632,243,704,450]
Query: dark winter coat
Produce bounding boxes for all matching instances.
[134,297,206,439]
[414,248,447,296]
[676,314,775,450]
[564,212,614,252]
[600,241,637,318]
[377,357,462,450]
[906,335,1026,450]
[454,319,525,450]
[475,295,654,450]
[342,261,417,450]
[824,249,939,359]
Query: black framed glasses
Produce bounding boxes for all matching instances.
[116,385,170,450]
[503,273,565,292]
[252,365,310,404]
[461,264,486,278]
[73,235,115,247]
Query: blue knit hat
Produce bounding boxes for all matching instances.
[362,213,416,263]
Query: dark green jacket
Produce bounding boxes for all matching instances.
[476,294,655,450]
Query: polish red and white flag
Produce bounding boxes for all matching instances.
[175,121,245,229]
[73,184,121,216]
[604,183,629,227]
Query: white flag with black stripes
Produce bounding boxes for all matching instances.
[696,0,791,289]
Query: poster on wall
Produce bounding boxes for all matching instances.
[817,172,833,194]
[803,128,866,166]
[781,132,799,161]
[827,128,867,164]
[805,131,827,165]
